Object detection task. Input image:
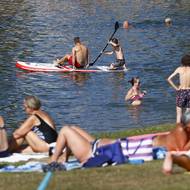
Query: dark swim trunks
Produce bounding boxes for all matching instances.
[176,89,190,108]
[112,59,125,68]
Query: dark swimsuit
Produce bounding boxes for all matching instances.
[0,149,11,158]
[32,114,58,144]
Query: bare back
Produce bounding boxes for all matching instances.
[178,67,190,89]
[114,46,124,60]
[153,124,188,151]
[167,66,190,90]
[73,44,88,67]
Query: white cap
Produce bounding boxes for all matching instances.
[165,17,172,23]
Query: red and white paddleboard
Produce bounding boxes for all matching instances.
[16,61,128,73]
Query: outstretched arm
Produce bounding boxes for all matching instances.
[167,68,180,91]
[12,116,35,139]
[103,51,113,55]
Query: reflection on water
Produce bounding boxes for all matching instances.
[0,0,190,133]
[127,105,143,126]
[61,73,90,86]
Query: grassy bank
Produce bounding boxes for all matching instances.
[1,123,190,190]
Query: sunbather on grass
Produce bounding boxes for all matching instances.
[50,125,118,167]
[49,117,190,167]
[162,111,190,174]
[0,95,58,154]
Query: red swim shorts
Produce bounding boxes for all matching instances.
[68,56,81,68]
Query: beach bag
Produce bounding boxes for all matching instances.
[152,147,167,160]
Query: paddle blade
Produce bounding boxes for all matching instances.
[115,21,119,31]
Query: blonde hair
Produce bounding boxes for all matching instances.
[24,95,41,110]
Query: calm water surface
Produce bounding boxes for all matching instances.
[0,0,190,134]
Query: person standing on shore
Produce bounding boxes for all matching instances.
[167,54,190,123]
[53,37,89,69]
[162,111,190,174]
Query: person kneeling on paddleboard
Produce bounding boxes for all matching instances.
[102,38,126,70]
[53,37,89,69]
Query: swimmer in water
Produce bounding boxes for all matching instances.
[123,20,130,29]
[165,17,172,26]
[125,77,146,106]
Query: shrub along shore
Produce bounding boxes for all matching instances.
[1,123,190,190]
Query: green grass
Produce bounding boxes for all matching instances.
[1,123,190,190]
[94,123,174,139]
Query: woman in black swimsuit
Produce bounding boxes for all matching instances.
[9,95,57,153]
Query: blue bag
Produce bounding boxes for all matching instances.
[83,141,126,168]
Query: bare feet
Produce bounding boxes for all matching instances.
[162,168,172,175]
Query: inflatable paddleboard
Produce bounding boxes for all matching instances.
[16,61,128,73]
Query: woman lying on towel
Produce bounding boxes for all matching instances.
[49,121,190,168]
[0,95,58,155]
[50,125,125,167]
[162,111,190,174]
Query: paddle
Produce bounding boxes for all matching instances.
[37,171,53,190]
[89,21,120,66]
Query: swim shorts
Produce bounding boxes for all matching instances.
[176,89,190,108]
[83,141,126,168]
[68,56,82,68]
[112,59,126,68]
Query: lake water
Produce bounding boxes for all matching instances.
[0,0,190,134]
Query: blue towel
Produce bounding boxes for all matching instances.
[0,160,82,173]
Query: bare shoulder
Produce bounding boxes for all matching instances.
[72,46,77,51]
[40,111,55,125]
[176,66,184,73]
[171,124,185,135]
[127,88,133,94]
[26,114,38,123]
[81,44,88,51]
